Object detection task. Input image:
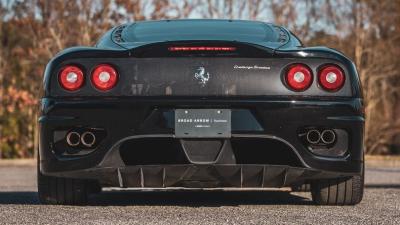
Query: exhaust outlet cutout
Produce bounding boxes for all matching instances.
[66,132,80,147]
[81,131,96,147]
[306,130,321,144]
[321,129,336,144]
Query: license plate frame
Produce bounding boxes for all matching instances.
[174,109,231,138]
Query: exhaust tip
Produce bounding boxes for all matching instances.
[321,129,336,144]
[306,129,321,144]
[81,131,96,147]
[66,132,80,147]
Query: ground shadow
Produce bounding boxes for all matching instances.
[365,184,400,189]
[0,192,39,204]
[0,190,312,206]
[90,190,312,206]
[1,183,398,206]
[367,168,400,173]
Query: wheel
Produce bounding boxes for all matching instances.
[291,183,311,192]
[37,171,91,205]
[311,169,364,205]
[37,158,97,205]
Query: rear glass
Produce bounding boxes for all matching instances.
[121,20,284,43]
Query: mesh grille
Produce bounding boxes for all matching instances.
[274,26,289,43]
[113,25,127,43]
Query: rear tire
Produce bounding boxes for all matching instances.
[37,159,95,205]
[311,169,364,205]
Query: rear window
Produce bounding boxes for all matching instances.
[120,20,286,43]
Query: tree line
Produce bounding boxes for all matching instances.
[0,0,399,158]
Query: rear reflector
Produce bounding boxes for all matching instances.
[168,46,236,51]
[91,64,118,91]
[285,64,313,91]
[59,65,84,91]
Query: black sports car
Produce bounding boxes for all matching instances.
[38,19,364,205]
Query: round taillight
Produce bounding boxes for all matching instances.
[91,64,118,91]
[318,65,345,91]
[59,65,84,91]
[285,64,313,91]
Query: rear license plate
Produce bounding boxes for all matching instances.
[175,109,231,138]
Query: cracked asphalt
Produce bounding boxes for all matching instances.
[0,162,399,225]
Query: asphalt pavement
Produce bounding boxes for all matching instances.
[0,162,399,225]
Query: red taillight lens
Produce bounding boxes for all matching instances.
[168,46,236,51]
[59,65,84,91]
[318,65,345,91]
[285,64,313,91]
[91,64,118,91]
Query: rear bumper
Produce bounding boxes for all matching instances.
[39,97,364,188]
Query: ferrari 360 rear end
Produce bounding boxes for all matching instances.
[38,20,364,205]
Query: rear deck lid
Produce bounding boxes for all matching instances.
[113,20,289,49]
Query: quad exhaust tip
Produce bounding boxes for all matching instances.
[305,129,336,145]
[66,132,81,147]
[66,130,96,147]
[306,129,321,144]
[321,129,336,144]
[81,131,96,147]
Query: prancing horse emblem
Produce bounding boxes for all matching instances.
[194,66,210,87]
